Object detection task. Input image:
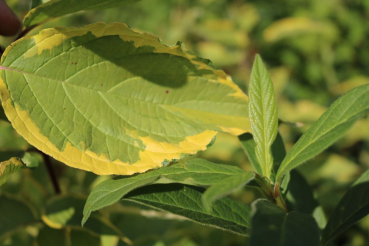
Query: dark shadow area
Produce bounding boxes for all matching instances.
[74,32,213,88]
[126,183,205,197]
[283,170,320,214]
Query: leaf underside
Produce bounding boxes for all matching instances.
[82,158,247,225]
[125,184,251,236]
[202,172,255,212]
[0,23,250,175]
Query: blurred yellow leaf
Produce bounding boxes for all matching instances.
[263,17,338,42]
[229,4,260,32]
[309,154,360,183]
[269,66,290,97]
[279,99,326,123]
[197,42,244,67]
[192,19,249,48]
[331,76,369,96]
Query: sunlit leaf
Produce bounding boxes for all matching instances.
[125,184,250,236]
[83,158,245,225]
[23,0,143,27]
[322,170,369,245]
[248,199,320,246]
[249,55,278,179]
[202,172,254,212]
[276,84,369,183]
[0,23,250,176]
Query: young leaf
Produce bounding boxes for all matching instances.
[125,184,251,236]
[0,158,25,187]
[0,195,38,237]
[0,23,250,176]
[248,199,320,246]
[202,172,255,212]
[239,131,285,179]
[23,0,143,27]
[0,151,40,187]
[322,170,369,245]
[82,158,245,225]
[249,55,278,179]
[276,84,369,183]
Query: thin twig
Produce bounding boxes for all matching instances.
[41,151,61,194]
[14,25,36,41]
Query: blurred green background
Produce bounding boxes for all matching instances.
[1,0,369,245]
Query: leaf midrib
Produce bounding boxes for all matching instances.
[88,168,243,207]
[277,88,369,180]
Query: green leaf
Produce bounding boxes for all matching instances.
[0,22,250,176]
[249,55,278,179]
[283,170,326,229]
[282,171,326,229]
[42,194,131,244]
[69,229,102,246]
[238,133,262,174]
[0,195,38,237]
[271,132,287,173]
[0,158,25,187]
[239,131,285,180]
[202,172,255,212]
[37,227,104,246]
[322,170,369,245]
[0,230,34,246]
[0,120,28,151]
[23,0,143,27]
[248,199,320,246]
[37,228,66,246]
[21,152,41,169]
[280,212,321,246]
[125,184,250,236]
[31,0,43,9]
[83,158,245,225]
[276,84,369,183]
[0,152,40,187]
